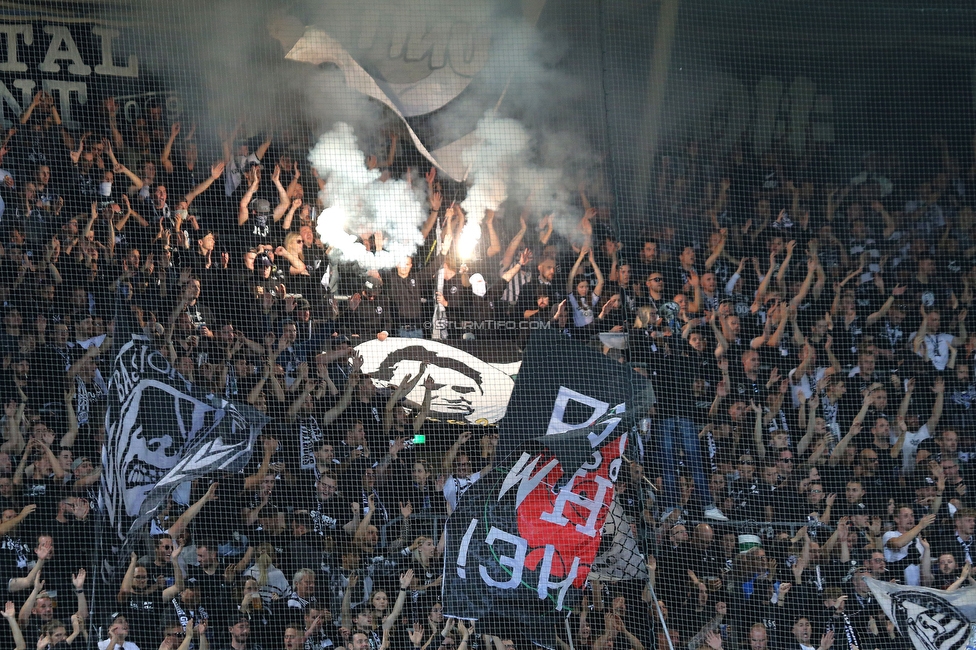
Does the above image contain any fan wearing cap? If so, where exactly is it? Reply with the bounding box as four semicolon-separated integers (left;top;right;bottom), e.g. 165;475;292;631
237;164;287;247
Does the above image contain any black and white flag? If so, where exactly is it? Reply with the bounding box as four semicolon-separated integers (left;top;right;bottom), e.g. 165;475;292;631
497;329;653;461
865;577;976;650
443;413;643;648
273;0;550;180
101;334;268;565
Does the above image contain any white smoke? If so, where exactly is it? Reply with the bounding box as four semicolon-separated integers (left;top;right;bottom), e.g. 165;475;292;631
309;123;427;270
458;112;585;258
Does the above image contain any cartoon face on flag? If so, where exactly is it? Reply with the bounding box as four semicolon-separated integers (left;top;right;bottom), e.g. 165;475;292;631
355;337;519;423
102;335;266;556
442;414;643;648
865;577;976;650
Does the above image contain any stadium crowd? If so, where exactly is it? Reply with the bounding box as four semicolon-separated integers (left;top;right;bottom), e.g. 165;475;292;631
0;87;970;650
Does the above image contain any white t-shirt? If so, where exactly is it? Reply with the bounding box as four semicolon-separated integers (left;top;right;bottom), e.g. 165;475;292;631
910;331;954;371
99;640;140;650
443;472;481;512
894;424;930;473
224;153;262;196
882;531;923;586
789;366;828;407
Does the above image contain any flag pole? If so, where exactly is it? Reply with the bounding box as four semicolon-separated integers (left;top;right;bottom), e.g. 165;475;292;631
647;582;676;650
564;618;575;650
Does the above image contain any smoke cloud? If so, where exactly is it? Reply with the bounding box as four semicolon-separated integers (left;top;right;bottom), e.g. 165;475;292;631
310;123;427;269
119;0;609;259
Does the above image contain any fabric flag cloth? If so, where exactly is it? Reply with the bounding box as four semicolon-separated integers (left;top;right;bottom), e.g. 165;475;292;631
273;1;549;180
354;337;520;425
864;576;976;650
497;328;653;462
101;334;268;572
442;413;645;649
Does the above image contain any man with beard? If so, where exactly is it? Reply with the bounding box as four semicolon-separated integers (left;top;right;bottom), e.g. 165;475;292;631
184;540;232;634
306;474;358;537
789;616;834;650
117;541;184;649
218;615;264;650
517;258;558;314
930;552;971;590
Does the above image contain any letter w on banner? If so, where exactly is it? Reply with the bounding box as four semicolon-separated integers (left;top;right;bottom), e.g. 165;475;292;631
442;413;646;649
864;577;976;650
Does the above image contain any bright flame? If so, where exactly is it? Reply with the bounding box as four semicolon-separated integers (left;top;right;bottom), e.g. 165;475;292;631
457;222;481;260
309;123;426;270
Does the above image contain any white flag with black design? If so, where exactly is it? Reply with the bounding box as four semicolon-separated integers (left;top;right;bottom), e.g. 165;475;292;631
101;334;268;564
865;577;976;650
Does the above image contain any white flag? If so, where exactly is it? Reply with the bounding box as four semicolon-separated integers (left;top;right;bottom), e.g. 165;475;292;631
865;576;976;650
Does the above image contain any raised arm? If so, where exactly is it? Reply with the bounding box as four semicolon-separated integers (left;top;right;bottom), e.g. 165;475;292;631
797;396;820;455
238;172;260;226
886;513;936;549
167;483;217;541
255;131;273;160
116;553;139;602
501;248;530;284
926;377;945;432
442;431;472;473
383;570;414;631
184;161;225;207
106;144;143;192
751;252;777;312
790;258;817;311
484;209;502;258
776;240;797;288
704;229;727;270
500;214;528;270
591;250;604;298
1;602;25;650
160;122;180;174
866;285;907;327
316;366;362;428
829;422;862;467
750;401;766;460
271;165;291;223
567;248;587;294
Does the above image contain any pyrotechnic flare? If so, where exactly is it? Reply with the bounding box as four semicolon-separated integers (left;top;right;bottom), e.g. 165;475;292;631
310;123;427;270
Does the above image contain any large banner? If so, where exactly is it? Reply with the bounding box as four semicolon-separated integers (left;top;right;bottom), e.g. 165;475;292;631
442;413;643;648
0;15;167;130
101;334;267;570
865;577;976;650
275;0;549;180
497;329;652;461
355;337;521;425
